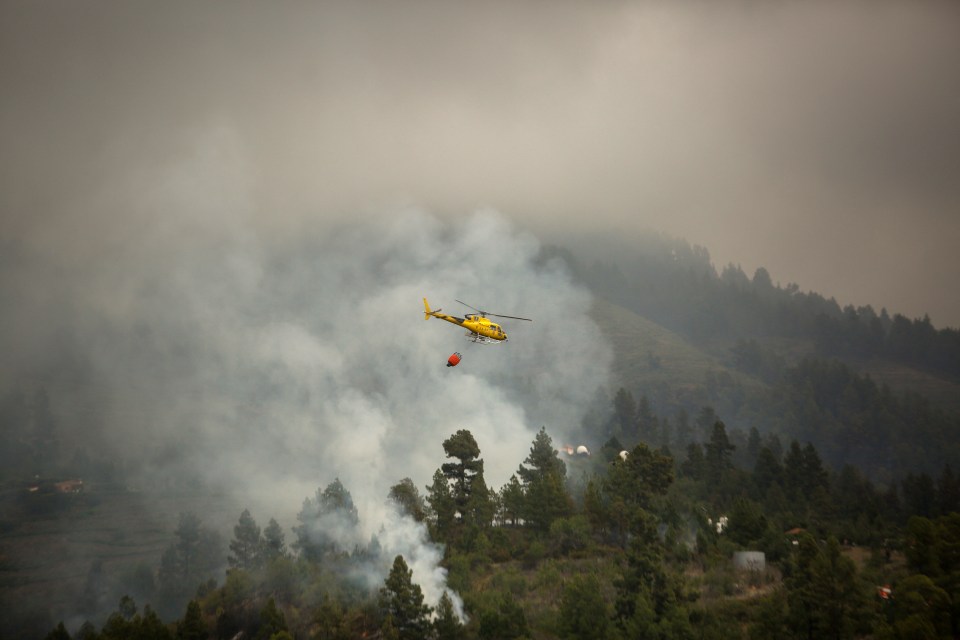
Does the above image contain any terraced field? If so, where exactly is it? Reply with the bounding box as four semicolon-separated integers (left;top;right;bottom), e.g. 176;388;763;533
0;484;242;632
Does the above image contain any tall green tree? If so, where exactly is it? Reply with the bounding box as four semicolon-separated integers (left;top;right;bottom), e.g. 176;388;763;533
174;512;202;581
176;600;206;640
433;429;493;534
388;478;426;522
293;478;359;561
704;420;735;484
313;594;350;640
516;427;572;531
583;477;608;535
141;605;174;640
43;622;70;640
256;598;287;640
602;444;680;631
433;592;464;640
680;443;705;481
380;555;431;640
465;473;496;528
440;430;484;513
606;443;674;512
498;474;524;526
228;509;263;571
784;533;862;640
158;512;222;614
753;446;784;494
785;532;823;640
426;468;456;540
262;518;287;560
809;536;863;639
726;497;768;546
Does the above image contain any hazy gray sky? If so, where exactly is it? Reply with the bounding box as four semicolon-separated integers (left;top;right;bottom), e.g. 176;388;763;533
2;0;959;327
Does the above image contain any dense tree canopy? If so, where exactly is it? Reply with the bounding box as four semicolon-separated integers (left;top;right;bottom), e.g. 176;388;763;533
515;427;571;531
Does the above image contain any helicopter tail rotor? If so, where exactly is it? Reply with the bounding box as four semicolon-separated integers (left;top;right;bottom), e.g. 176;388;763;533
423;298;442;320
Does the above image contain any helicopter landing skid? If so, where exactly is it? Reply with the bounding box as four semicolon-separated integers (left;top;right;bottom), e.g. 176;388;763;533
466;333;503;345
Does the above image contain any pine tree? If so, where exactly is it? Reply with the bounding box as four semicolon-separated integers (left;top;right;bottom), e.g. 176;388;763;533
293;478;359;560
809;537;862;639
426;468;456;540
256;598;287;640
141;605;173;640
498;475;524;526
430;429;493;539
516;427;572;531
466;473;496;528
680;443;705;481
228;509;263;570
119;594;137;620
604;442;673;547
314;594;349;640
174;512;202;581
380;555;431;640
440;430;484;517
583;477;608;534
43;622;70;640
433;592;464;640
262;518;287;559
176;600;206;640
704;421;735;484
753;446;783;493
388;478;426;521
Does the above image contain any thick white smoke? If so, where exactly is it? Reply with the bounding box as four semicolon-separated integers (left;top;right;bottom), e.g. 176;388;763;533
2;129;613;612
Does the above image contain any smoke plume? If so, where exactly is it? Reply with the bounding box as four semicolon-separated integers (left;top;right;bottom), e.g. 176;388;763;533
1;128;612;611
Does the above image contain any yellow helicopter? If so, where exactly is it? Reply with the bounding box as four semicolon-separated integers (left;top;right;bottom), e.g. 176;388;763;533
423;298;532;344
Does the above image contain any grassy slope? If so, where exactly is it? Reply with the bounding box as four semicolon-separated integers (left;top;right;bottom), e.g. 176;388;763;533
591;295;960;416
589;296;768;404
850;357;960;414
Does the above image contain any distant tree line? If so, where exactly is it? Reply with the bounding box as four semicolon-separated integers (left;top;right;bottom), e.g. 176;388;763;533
544;238;960;377
606;351;960;482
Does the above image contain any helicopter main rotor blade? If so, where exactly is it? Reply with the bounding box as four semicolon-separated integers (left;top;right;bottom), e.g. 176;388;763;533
488;313;533;321
455;299;481;313
456;299;532;321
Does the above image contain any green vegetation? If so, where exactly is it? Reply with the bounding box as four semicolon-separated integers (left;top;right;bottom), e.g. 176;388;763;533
27;414;960;639
6;237;960;638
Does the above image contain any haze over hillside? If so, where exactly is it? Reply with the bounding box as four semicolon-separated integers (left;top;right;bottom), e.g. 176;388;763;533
3;0;959;327
3;2;960;637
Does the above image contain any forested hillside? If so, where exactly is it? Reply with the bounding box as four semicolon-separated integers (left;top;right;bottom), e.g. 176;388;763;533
19;423;960;639
544;236;960;379
547;236;960;482
3;232;959;639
